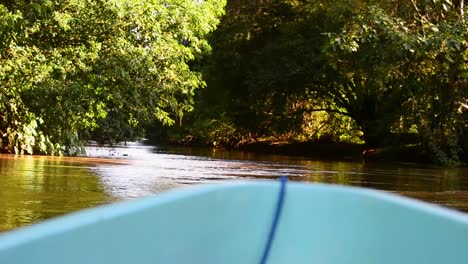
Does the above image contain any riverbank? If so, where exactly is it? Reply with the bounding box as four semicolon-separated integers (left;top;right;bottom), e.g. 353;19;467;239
166;136;434;164
235;141;366;161
0;138;441;165
229;141;433;164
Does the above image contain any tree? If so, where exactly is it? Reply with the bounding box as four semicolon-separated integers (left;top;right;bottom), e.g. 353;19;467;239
200;0;358;140
185;0;467;165
0;0;226;154
326;1;467;164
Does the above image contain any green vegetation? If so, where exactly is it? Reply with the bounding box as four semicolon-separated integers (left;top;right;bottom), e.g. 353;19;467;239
0;0;225;154
176;0;468;166
1;0;467;166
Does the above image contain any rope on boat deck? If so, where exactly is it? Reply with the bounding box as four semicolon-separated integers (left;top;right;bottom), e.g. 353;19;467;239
259;176;288;264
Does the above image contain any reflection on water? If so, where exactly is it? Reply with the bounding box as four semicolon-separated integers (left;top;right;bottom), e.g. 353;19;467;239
1;142;468;232
0;155;115;232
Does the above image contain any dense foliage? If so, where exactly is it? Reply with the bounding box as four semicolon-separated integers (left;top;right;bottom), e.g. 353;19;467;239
0;0;225;154
328;0;468;165
180;0;467;165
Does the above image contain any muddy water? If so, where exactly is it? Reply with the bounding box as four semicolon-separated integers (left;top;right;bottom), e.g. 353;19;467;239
1;142;467;232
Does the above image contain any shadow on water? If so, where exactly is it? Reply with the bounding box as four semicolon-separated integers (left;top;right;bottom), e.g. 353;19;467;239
1;142;468;232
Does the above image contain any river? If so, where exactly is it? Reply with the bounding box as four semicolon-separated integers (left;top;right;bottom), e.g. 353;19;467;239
1;142;468;232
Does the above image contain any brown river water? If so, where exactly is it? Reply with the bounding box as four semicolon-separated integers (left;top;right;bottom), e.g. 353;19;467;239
1;142;468;233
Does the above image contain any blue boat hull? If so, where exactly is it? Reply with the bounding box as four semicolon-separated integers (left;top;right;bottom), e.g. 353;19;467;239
1;181;468;263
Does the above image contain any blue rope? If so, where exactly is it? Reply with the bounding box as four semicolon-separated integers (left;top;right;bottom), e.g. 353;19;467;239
259;176;288;264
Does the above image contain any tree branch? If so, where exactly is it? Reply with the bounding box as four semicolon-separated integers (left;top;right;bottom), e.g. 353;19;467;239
410;0;421;15
410;0;430;35
461;0;465;22
460;101;468;110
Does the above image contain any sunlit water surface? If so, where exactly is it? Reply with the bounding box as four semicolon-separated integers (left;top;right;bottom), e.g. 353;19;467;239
1;142;468;232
